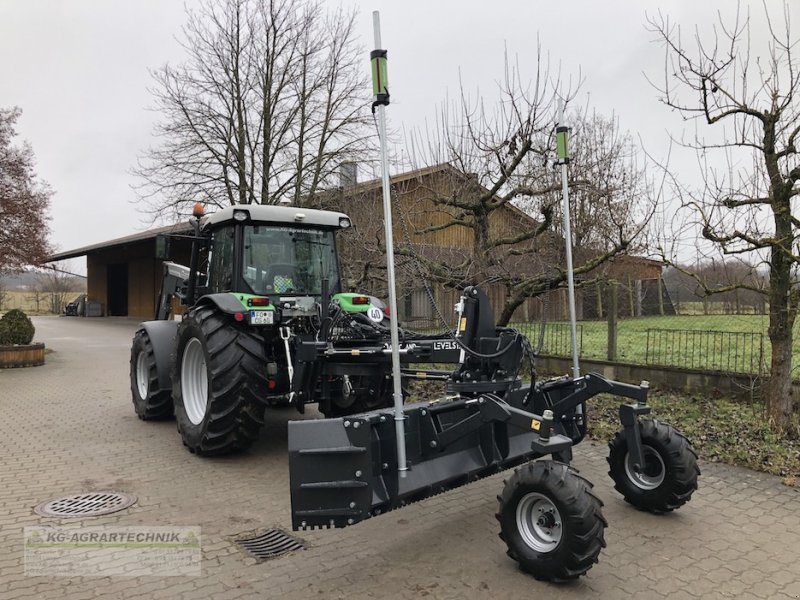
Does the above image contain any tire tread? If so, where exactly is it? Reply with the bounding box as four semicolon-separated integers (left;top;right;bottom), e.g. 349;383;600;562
496;460;606;582
173;306;268;456
607;419;700;513
130;330;173;421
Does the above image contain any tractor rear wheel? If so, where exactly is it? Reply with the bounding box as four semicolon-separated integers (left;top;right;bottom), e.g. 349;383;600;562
607;419;699;513
172;306;268;456
496;460;606;582
130;329;173;420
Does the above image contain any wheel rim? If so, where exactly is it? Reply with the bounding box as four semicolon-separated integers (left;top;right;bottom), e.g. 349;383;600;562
515;492;562;552
625;445;666;490
135;351;149;399
181;338;208;425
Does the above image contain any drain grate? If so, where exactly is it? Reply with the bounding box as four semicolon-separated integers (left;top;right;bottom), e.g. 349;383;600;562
235;528;305;560
35;492;137;517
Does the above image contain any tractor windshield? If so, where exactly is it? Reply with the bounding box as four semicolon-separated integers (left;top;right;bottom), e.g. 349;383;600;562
241;225;340;296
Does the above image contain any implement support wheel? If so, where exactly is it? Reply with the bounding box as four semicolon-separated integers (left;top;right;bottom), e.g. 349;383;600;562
496;460;607;582
607;419;700;513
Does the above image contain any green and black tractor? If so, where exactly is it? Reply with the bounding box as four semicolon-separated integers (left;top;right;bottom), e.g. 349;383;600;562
130;204;404;455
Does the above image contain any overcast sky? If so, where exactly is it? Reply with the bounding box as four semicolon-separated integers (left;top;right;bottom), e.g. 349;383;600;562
1;0;796;272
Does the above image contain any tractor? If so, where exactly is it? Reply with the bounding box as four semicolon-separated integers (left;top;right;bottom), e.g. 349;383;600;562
130;203;402;455
130;203;699;581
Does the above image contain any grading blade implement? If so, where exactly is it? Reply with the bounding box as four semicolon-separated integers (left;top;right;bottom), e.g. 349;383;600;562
286;285;699;581
289;390;571;530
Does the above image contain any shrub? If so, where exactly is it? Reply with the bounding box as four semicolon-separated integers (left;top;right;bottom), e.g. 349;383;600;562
0;309;35;345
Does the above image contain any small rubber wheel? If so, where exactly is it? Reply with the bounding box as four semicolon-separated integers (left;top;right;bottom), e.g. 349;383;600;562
130;329;173;420
496;460;607;582
607;419;699;513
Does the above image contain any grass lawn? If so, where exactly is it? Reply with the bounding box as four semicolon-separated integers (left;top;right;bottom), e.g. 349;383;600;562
513;313;798;374
587;388;800;486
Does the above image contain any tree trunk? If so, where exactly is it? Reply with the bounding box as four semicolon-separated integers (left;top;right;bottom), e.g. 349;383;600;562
765;191;797;433
498;290;527;326
766;300;794;433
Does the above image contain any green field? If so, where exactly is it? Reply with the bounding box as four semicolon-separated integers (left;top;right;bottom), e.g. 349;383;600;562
0;291;84;315
514;314;787;374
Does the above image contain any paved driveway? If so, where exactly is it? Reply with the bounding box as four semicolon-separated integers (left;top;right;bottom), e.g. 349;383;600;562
0;316;798;599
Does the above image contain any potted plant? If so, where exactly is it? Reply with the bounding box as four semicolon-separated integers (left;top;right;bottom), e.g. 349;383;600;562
0;309;45;368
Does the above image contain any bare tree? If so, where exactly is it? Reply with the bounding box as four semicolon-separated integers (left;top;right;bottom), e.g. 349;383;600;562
0;107;51;274
135;0;370;217
648;3;800;432
37;267;81;314
546;109;650;254
663;261;767;314
394;57;652;325
25;285;44;314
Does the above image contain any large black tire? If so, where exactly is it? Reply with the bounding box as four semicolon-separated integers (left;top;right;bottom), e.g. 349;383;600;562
607;419;699;513
496;460;607;582
172;306;268;456
130;330;173;420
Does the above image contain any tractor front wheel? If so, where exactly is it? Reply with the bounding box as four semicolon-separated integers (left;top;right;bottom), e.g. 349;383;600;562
130;330;173;420
607;419;699;513
496;460;607;582
172;306;268;456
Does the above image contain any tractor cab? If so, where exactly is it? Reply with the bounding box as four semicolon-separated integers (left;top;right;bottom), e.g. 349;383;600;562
198;205;349;301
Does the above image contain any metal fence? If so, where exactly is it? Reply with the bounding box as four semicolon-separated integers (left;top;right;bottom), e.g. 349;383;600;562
402;310;767;377
515;322;583;358
644;328;765;375
399;317;583;358
512;321;765;376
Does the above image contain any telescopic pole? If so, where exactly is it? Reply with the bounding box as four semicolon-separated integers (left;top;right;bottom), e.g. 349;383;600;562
556;102;581;380
371;11;407;476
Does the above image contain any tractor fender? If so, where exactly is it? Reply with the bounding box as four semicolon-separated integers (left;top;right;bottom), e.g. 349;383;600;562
139;320;180;391
195;293;248;315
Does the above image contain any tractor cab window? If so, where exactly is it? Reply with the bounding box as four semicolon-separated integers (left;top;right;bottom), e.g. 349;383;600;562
242;225;340;296
207;226;235;292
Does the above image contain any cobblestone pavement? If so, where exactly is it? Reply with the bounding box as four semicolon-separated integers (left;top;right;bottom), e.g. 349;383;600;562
0;316;799;599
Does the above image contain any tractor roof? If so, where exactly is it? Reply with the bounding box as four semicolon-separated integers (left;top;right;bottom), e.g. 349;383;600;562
200;205;350;230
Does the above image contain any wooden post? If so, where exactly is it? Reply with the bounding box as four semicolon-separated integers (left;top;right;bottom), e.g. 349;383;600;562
635;279;643;317
627;276;635;317
596;281;604;319
657;277;664;315
607;281;618;362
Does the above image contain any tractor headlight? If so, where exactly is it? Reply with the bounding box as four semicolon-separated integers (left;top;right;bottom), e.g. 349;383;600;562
233;209;248;222
339;217;351;228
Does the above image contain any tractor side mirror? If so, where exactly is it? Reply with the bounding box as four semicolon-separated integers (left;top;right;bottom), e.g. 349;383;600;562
155;234;172;260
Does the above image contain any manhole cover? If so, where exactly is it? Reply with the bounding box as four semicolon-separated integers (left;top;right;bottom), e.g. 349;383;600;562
235;528;305;560
34;492;137;517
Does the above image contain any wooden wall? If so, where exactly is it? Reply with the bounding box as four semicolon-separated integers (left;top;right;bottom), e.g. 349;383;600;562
325;167;663;325
85;240;192;320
